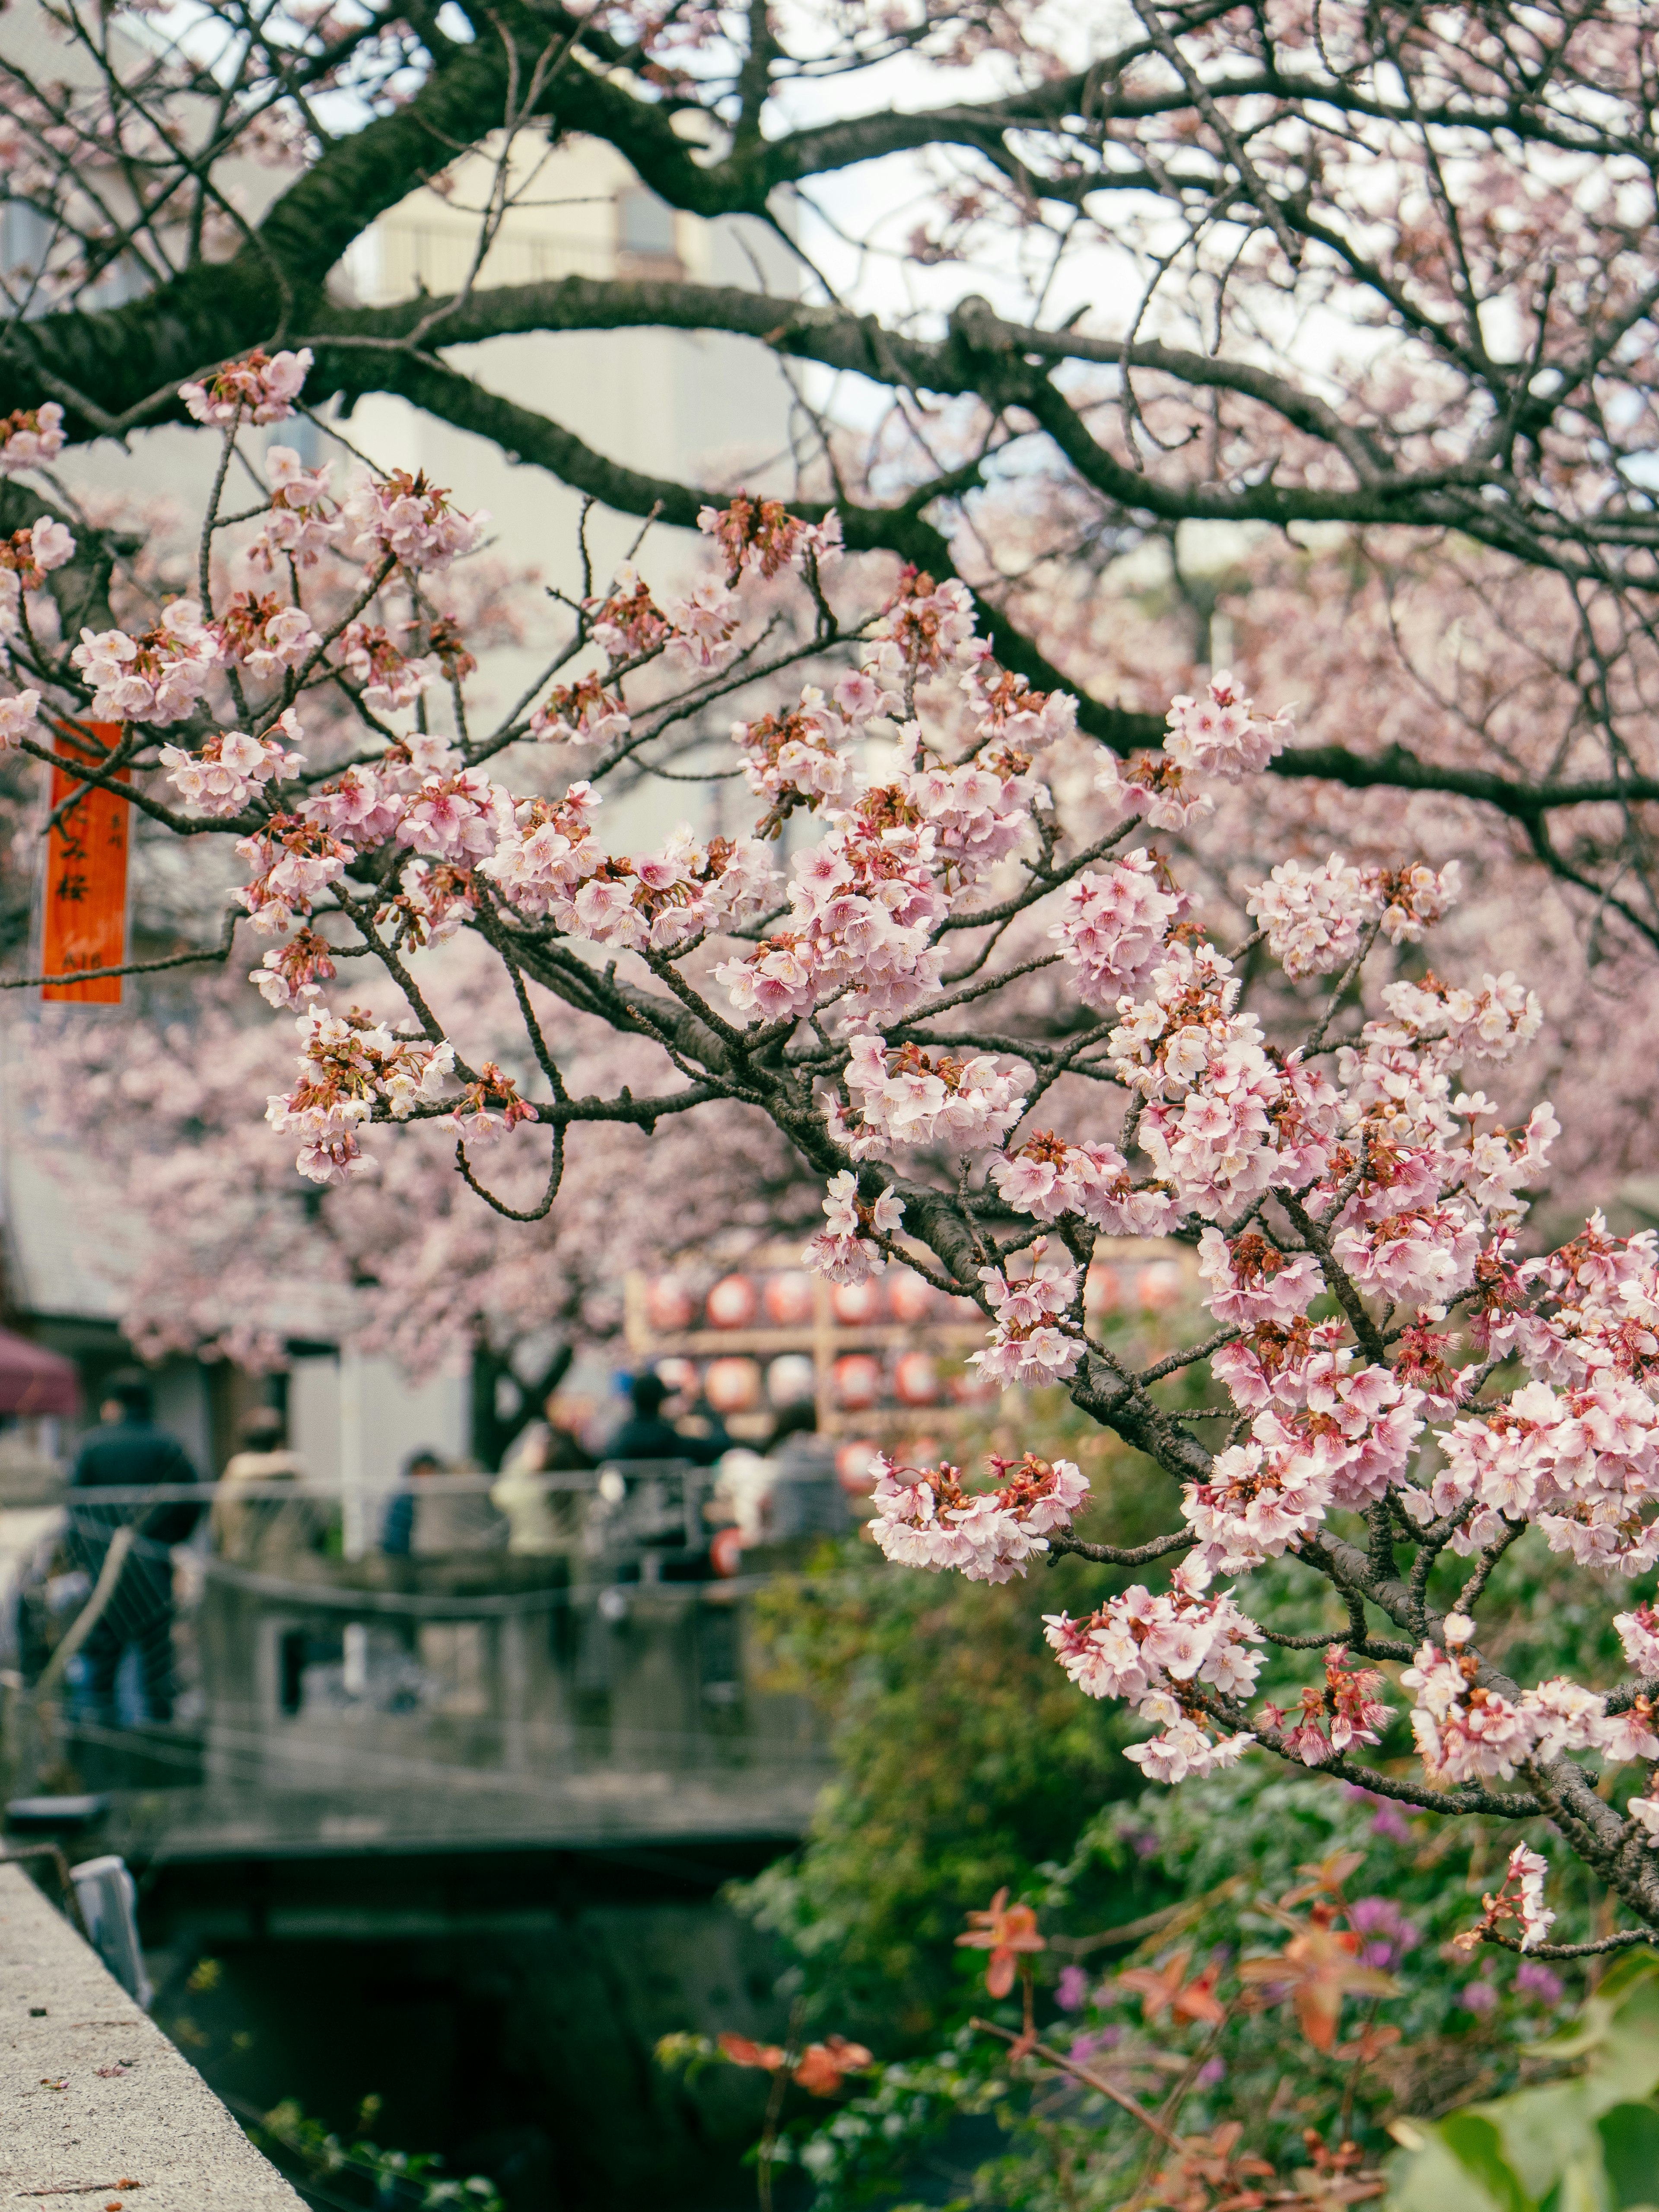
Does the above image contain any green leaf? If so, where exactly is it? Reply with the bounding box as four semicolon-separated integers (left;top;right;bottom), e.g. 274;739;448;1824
1441;2114;1537;2212
1387;1957;1659;2212
1597;2101;1659;2210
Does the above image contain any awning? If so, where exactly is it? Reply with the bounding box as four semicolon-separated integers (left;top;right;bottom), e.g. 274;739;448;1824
0;1328;79;1416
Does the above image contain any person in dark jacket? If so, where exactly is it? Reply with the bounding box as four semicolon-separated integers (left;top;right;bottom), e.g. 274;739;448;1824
67;1371;202;1725
604;1372;729;1465
381;1447;444;1555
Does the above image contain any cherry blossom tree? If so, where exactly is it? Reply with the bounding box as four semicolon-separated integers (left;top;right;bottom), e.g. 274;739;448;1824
26;952;815;1437
6;0;1659;930
3;326;1659;1952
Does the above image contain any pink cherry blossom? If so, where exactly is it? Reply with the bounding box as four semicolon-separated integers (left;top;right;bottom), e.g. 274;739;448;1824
0;402;65;474
180;346;313;426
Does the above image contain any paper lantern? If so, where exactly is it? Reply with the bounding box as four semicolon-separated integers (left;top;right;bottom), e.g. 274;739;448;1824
887;1268;935;1325
830;1278;883;1325
1138;1259;1185;1311
646;1275;696;1332
767;1353;817;1407
893;1351;940;1405
833;1354;882;1409
705;1357;762;1412
763;1271;815;1325
950;1366;1001;1406
707;1274;759;1328
834;1440;880;1495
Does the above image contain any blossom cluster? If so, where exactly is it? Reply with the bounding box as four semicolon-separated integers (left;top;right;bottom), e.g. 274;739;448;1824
1401;1615;1659;1784
0;401;66;475
1245;854;1459;978
1455;1844;1557;1953
970;1241;1083;1387
698;495;841;582
253;445;340;568
870;1451;1089;1583
339;468;485;573
530;674;629;747
1049;850;1186;1009
1092;671;1294;831
716;791;948;1027
266;1006;458;1182
1261;1646;1390;1767
181;346;313;426
71;600;220;724
801;1170;905;1284
837;1035;1028;1158
1044;1561;1261;1781
161;709;305;816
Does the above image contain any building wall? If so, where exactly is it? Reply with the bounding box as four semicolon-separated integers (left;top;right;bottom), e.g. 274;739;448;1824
288;1348;470;1552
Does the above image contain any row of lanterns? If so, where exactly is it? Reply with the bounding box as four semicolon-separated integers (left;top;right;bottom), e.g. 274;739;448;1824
648;1255;1189;1339
656;1348;993;1415
646;1266;968;1334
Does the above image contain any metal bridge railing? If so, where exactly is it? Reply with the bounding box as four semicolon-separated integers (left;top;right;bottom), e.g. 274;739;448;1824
0;1463;834;1824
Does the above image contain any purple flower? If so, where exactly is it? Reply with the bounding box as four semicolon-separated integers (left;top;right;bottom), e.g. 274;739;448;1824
1343;1785;1412;1842
1056;1965;1091;2012
1459;1980;1499;2015
1196;2058;1226;2088
1348;1896;1420;1968
1514;1961;1564;2008
1068;2027;1122;2066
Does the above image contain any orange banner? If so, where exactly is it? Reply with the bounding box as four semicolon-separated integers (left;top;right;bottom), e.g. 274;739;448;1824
42;722;129;1004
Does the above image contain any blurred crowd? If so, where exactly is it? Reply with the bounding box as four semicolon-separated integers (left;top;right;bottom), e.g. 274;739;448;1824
60;1363;848;1726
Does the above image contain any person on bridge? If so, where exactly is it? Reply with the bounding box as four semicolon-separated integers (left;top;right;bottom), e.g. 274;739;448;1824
67;1371;203;1726
212;1407;330;1569
604;1372;729;1465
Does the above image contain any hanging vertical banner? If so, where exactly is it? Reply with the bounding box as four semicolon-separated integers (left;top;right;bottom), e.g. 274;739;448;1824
41;722;129;1004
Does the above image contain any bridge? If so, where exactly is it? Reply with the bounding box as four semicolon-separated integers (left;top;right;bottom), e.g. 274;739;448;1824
2;1459;834;1862
0;1461;836;2210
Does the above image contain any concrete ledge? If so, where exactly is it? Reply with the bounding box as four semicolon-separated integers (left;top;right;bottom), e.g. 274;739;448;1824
0;1862;305;2209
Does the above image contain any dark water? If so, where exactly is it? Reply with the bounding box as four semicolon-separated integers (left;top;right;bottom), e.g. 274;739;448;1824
137;1839;794;2212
